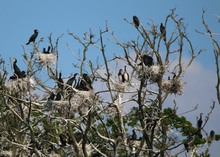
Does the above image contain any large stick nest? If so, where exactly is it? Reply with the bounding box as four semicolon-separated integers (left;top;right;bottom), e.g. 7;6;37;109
44;90;101;117
136;65;165;83
162;79;184;95
5;77;35;93
37;52;56;66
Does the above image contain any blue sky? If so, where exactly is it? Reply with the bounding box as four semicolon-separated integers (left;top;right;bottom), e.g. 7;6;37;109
0;0;220;156
0;0;219;72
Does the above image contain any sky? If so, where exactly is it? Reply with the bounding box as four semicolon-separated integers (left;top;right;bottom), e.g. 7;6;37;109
0;0;220;156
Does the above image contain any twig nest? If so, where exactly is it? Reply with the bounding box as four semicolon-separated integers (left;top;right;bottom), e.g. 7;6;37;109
5;77;35;93
110;78;128;92
136;65;164;83
162;79;184;95
70;90;100;116
37;52;56;65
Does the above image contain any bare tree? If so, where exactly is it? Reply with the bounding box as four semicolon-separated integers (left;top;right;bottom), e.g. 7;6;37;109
196;10;220;104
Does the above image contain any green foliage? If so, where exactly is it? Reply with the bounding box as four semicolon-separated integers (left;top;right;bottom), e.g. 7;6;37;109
163;107;196;136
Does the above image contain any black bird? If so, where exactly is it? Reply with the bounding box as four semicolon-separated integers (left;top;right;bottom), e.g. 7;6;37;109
197;132;203;139
133;16;140;28
48;92;55;100
77;73;93;91
44;92;55;110
42;46;51;54
184;142;189;152
13;58;21;78
143;55;154;67
47;46;51;53
210;130;215;140
12;58;26;78
172;72;176;79
123;66;129;82
42;48;47;54
66;73;78;87
118;69;124;82
160;23;166;41
59;134;67;147
82;73;92;84
197;113;203;131
138;55;154;67
26;29;39;45
57;72;64;90
81;73;93;90
55;92;62;101
20;71;26;78
131;129;137;140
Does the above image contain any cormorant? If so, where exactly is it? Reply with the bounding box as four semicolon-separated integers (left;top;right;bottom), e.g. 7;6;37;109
47;46;51;54
12;58;26;79
44;92;55;110
59;134;67;147
26;29;39;45
48;92;55;100
57;72;64;90
131;129;137;140
118;69;124;82
160;23;166;41
123;66;129;82
20;71;26;78
82;73;93;90
42;48;47;54
138;55;154;67
184;142;189;152
55;92;62;101
42;46;51;54
82;73;92;84
66;73;78;87
133;16;140;28
143;55;154;67
13;58;21;78
197;113;203;131
210;130;215;140
172;72;176;79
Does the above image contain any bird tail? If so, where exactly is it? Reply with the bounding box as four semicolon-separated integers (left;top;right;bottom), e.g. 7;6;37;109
26;42;30;45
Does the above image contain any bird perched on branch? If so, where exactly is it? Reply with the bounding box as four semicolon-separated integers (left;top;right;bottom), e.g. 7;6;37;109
138;55;154;67
197;113;203;132
59;134;67;147
160;23;166;41
133;16;140;28
118;69;124;82
123;66;129;82
66;73;78;87
132;129;137;140
55;92;62;101
13;58;21;78
210;130;215;140
42;46;51;54
82;73;93;90
47;46;51;53
57;72;64;90
10;58;26;79
26;29;39;45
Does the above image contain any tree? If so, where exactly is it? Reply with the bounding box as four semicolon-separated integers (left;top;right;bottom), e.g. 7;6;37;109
0;9;219;157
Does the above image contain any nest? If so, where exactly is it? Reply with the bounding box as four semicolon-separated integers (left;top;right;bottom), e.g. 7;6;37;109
110;78;128;92
70;90;100;116
5;78;35;93
37;52;56;66
136;65;164;83
45;90;100;117
162;79;184;95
